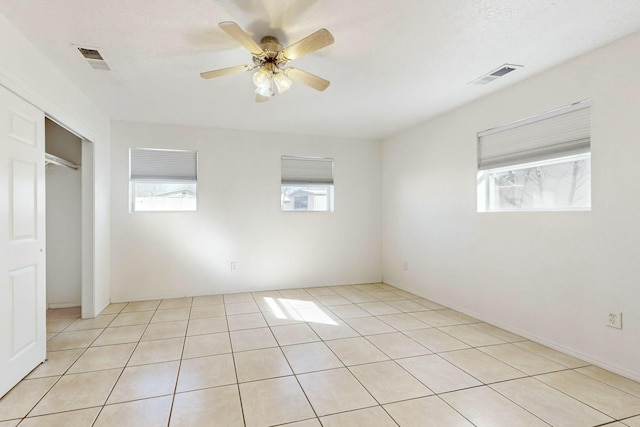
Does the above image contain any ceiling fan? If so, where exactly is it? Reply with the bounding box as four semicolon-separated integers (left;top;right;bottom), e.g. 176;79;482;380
200;21;334;102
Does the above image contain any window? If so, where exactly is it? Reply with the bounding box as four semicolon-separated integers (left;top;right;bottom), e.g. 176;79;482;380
281;155;334;212
294;195;309;210
477;101;591;212
129;148;198;212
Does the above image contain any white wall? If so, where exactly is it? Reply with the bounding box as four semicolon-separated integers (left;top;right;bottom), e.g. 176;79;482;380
46;165;81;307
110;121;382;301
382;31;640;380
0;13;111;317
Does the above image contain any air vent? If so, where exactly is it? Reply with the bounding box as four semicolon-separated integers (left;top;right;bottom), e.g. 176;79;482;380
77;46;110;70
469;63;522;85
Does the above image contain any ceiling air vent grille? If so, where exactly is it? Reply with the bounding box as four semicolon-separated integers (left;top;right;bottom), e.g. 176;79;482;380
469;63;522;85
77;47;110;70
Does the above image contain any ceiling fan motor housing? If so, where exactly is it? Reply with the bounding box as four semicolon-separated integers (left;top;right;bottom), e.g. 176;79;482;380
259;36;282;53
253;36;288;69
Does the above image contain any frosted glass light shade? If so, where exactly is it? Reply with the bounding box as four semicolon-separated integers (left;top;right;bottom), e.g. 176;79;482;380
252;68;272;88
274;72;292;93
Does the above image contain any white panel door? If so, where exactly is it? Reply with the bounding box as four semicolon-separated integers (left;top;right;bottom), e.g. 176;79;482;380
0;86;46;398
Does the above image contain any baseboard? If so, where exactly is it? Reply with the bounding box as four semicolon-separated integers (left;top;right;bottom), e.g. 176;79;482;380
108;280;386;305
47;302;81;309
386;281;640;383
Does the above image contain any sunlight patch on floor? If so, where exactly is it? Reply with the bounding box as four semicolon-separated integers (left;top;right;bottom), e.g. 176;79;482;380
263;297;337;325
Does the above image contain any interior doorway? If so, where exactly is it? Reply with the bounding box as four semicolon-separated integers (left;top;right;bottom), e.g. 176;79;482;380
45;118;81;310
44;118;94;319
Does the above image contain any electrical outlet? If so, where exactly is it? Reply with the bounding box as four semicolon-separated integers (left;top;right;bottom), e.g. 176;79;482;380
606;311;622;329
402;261;408;271
230;262;238;272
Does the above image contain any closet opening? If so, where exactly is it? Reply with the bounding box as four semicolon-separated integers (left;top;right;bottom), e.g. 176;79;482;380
44;117;94;320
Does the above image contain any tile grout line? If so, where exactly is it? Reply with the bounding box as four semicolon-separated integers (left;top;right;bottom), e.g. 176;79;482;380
297;289;608;426
20;308;114;423
293;286;398;424
260;289;327;424
223;296;248;427
166;297;194;427
89;302;154;426
10;285;640;426
525;371;636;422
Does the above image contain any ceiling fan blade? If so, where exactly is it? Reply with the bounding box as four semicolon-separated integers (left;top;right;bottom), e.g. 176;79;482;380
286;68;330;91
219;21;264;56
200;65;251;79
280;29;334;61
255;94;269;103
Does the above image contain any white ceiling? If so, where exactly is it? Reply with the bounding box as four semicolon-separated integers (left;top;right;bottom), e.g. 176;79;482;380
2;0;640;139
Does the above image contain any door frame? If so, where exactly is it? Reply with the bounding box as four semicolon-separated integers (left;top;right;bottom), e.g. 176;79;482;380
80;139;94;319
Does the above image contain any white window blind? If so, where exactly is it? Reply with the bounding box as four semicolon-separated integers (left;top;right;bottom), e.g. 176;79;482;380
281;155;334;185
478;100;591;170
130;148;197;181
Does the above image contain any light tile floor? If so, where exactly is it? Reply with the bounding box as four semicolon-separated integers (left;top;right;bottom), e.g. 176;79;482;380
1;283;640;426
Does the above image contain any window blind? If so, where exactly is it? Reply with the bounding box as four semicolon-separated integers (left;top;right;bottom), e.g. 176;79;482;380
130;148;197;181
478;101;591;170
281;155;334;185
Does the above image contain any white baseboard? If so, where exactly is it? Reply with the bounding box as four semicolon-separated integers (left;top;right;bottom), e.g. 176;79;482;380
47;302;81;309
386;281;640;383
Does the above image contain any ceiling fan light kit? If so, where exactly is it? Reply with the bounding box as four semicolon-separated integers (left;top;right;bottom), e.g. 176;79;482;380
200;21;334;102
251;60;292;97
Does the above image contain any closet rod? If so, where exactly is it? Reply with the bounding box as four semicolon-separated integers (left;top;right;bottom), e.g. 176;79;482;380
45;153;79;170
